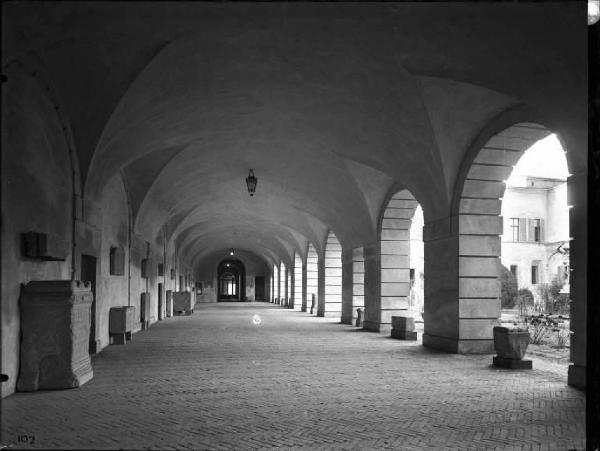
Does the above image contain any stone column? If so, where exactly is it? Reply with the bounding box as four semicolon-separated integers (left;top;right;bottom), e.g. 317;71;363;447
277;265;281;304
322;240;342;319
341;249;354;324
421;218;459;351
567;170;586;389
422;215;500;354
352;247;365;325
301;259;308;312
317;255;325;316
284;267;289;308
289;264;295;309
362;243;379;331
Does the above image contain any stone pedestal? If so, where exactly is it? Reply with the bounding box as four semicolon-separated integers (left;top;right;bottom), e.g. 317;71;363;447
391;316;417;340
140;292;150;330
109;306;135;344
355;308;363;327
492;326;532;369
166;290;173;317
17;280;94;391
173;292;193;315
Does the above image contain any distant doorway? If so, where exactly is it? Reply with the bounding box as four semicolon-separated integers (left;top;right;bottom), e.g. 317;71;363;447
217;259;246;301
158;283;164;320
81;254;97;354
255;276;265;301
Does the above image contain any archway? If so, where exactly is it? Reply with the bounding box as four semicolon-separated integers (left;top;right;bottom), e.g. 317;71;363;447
306;243;319;313
366;189;422;333
217;259;246;301
319;231;342;319
453;122;567;353
294;252;303;310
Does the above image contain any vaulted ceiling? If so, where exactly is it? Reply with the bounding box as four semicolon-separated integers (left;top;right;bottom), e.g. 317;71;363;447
2;2;587;270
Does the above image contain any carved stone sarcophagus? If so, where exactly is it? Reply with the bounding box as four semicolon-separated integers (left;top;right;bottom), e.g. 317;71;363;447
17;280;94;391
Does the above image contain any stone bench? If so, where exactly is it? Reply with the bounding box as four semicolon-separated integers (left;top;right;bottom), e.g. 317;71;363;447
390;316;417;340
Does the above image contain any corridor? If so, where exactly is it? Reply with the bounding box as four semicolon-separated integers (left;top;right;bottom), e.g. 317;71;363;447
1;303;585;451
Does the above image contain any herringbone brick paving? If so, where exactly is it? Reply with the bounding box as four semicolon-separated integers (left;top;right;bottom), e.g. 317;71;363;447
0;303;585;450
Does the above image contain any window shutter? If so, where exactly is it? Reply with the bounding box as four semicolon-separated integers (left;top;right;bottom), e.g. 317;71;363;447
528;219;535;242
519;218;527;242
540;219;545;242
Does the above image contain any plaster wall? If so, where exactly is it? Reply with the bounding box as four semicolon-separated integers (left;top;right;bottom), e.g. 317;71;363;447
1;67;73;397
546;183;569;242
96;174;130;349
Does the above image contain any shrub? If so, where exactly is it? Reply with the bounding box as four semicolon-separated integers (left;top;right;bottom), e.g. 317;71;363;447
555;329;570;348
499;265;518;309
516;288;534;315
528;323;549;344
538;276;570;315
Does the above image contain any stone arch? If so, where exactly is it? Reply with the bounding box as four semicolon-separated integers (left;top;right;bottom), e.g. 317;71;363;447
306;243;319;313
365;189;421;333
279;261;286;306
319;231;342;319
272;263;279;303
454;122;556;352
294;252;303;311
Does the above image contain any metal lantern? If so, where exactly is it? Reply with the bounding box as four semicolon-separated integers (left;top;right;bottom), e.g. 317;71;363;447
246;169;257;196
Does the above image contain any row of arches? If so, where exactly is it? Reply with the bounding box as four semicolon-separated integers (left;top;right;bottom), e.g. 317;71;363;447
262;121;579;386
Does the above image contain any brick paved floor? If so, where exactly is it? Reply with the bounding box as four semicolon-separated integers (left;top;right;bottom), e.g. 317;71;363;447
1;302;585;450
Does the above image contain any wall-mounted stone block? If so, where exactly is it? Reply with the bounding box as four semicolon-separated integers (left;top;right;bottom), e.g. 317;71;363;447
109;247;125;275
140;292;151;329
141;259;151;279
173;292;193;315
166;290;173;317
17;280;93;391
21;232;66;260
109;306;135;344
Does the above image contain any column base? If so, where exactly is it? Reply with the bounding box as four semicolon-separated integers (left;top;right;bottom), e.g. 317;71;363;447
362;321;391;334
493;356;532;369
391;329;417;340
423;334;494;354
317;311;341;319
568;364;586;390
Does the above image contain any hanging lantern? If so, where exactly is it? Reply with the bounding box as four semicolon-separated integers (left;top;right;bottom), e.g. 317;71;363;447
246;169;257;196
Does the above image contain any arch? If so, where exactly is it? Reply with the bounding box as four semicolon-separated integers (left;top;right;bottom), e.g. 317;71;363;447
319;231;342;319
294;252;303;311
217;259;246;301
272;264;279;303
279;261;287;307
365;189;422;333
454;122;559;352
287;261;292;308
306;243;319;313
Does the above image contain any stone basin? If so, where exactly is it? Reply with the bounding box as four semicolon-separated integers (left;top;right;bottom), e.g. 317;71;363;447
493;326;530;360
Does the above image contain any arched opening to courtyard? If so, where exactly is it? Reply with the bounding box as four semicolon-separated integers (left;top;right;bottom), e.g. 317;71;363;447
364;189;424;333
306;243;319;314
293;252;303;310
319;231;342;319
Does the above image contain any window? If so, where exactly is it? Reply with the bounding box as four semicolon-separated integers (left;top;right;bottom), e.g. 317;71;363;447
510;218;520;242
533;219;541;242
510;265;518;281
531;265;539;284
